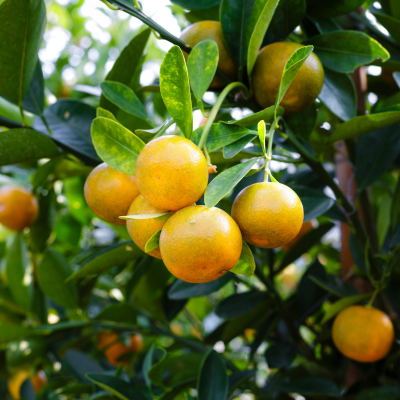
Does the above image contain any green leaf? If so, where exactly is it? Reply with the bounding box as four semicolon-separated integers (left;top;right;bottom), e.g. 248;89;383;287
246;0;281;79
371;7;400;44
119;212;170;221
318;68;356;121
304;31;390;74
354;386;400;400
321;293;372;324
223;134;256;159
198;350;228;400
205;157;262;208
229;241;256;277
285;104;316;141
160;46;193;139
0;323;35;344
170;0;221;9
23;60;45;115
0;96;34;125
86;373;148;400
226;105;284;126
100;81;149;122
97;107;117;121
257;120;267;155
280;376;341;397
91;117;145;175
145;229;162;253
94;304;137;325
188;40;219;101
265;342;297;368
0;0;46;105
328;110;400;143
0;128;60;167
67;241;143;281
307;0;365;18
37;247;78;309
5;234;33;313
228;370;256;392
215;289;265;318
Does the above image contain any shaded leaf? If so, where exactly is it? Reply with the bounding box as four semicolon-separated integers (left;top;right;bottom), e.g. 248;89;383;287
265;342;297;368
354;385;400;400
228;370;256;392
95;304;137;325
0;323;35;344
285;103;317;140
371;7;400;44
215;290;265;318
279;376;341;397
223;134;256;158
23;60;45;115
170;0;221;9
230;241;256;277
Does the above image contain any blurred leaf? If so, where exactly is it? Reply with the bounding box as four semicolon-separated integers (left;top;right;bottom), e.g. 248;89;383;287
329;110;400;143
67;241;143;281
91;117;145;175
226;105;284;126
318;68;356;121
120;212;170;221
230;241;256;277
304;31;390;74
6;337;47;368
170;0;221;9
160;46;193;139
198;350;228;400
94;304;137;325
285;103;317;140
371;7;400;44
168;274;232;300
265;342;297;368
377;192;392;250
228;370;256;392
205;157;262;208
394;72;400;88
35;320;88;332
22;60;44;115
0;0;46;104
97;107;117;121
308;275;351;297
223;134;256;158
306;0;364;18
31;157;63;191
5;234;33;313
0;128;60;167
145;229;162;253
33;99;100;165
143;344;166;392
0;323;35;344
215;290;265;318
354;385;400;400
188;40;219;101
321;293;372;324
37;247;78;309
279;376;341;397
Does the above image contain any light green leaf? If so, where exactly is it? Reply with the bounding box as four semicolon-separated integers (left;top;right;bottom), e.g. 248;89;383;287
230;241;256;276
145;229;162;253
258;120;266;155
119;212;171;221
226;105;284;126
160;46;193;139
97;107;117;121
223;134;257;159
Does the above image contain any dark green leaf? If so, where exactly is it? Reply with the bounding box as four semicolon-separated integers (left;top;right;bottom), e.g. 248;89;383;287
370;7;400;44
318;68;356;121
91;117;145;175
308;275;349;297
285;103;317;140
223;134;256;158
160;46;193;139
354;385;400;400
23;60;44;115
0;128;60;167
170;0;221;9
145;229;162;253
279;376;341;397
37;247;78;309
265;342;297;368
0;0;46;104
304;31;390;74
306;0;364;18
205;157;262;208
95;304;137;325
198;350;228;400
229;241;256;276
215;290;265;318
228;370;256;392
226;105;284;126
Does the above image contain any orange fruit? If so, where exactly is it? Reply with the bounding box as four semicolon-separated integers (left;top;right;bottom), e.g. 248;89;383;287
8;369;30;399
160;205;242;283
281;221;313;252
135;136;208;211
180;21;237;89
332;305;394;363
30;370;47;393
126;194;168;259
231;182;303;248
84;163;140;226
128;334;143;353
252;42;324;114
0;186;38;231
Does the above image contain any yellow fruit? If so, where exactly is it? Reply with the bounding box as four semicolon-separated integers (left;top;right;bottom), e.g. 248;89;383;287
180;21;237;89
252;42;324;114
231;182;303;248
126;195;168;259
30;370;47;393
84;163;140;226
281;221;313;252
135;136;208;211
332;305;394;363
160;205;242;283
0;186;38;231
8;369;30;399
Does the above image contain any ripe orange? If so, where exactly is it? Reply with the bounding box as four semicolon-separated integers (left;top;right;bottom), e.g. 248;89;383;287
252;42;324;114
0;186;38;231
180;21;238;89
126;194;168;259
281;221;313;252
30;370;47;393
135;136;208;211
84;163;140;226
160;205;242;283
231;182;303;248
8;369;30;399
332;305;394;363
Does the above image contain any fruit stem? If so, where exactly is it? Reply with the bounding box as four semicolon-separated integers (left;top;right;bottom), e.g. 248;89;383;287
198;81;249;151
154;119;175;138
367;289;379;308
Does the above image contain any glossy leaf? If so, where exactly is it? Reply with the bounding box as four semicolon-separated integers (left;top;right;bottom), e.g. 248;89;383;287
160;46;193;139
226;105;284;126
205;157;262;208
120;212;170;221
37;247;78;309
318;68;356;121
188;40;219;101
145;229;162;253
215;290;265;318
168;274;232;300
67;241;143;281
23;60;45;115
95;304;137;325
265;342;297;368
329;110;400;143
230;241;256;276
307;0;365;18
170;0;221;9
97;107;117;121
280;376;341;397
0;128;60;167
0;0;46;105
285;104;317;140
223;134;257;158
198;350;228;400
91;117;145;175
304;31;390;74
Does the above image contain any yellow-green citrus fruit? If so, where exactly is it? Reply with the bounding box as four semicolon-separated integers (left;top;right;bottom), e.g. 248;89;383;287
231;182;303;248
252;42;324;114
180;21;237;89
160;205;242;283
84;163;140;226
126;194;168;259
135;136;208;211
0;186;38;231
332;305;394;363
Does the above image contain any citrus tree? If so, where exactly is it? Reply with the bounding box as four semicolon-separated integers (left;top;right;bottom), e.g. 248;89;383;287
1;0;400;399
